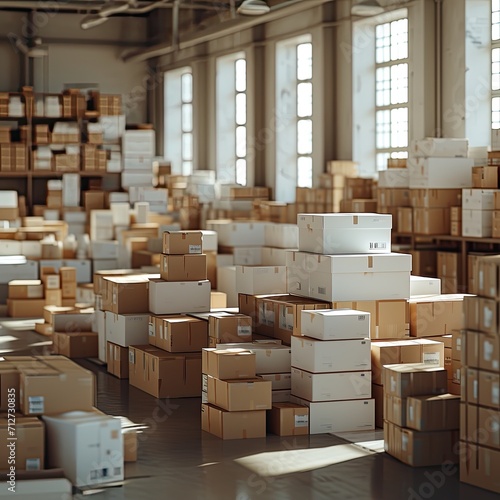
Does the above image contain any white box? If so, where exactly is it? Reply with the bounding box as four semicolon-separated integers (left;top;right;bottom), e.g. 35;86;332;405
410;275;441;296
201;230;218;252
410;138;468;158
121;172;154;190
20;241;42;259
462;189;496;210
291;368;372;401
43;411;123;488
297;213;392;255
122;130;155;156
62;174;80;208
53;312;94;333
291;336;371;373
99;115;126;142
217;254;234;267
0;478;72;499
300;309;370;340
236;266;287;295
188;183;216;203
97;309;106;363
216;342;291;373
287;251;412;301
378;169;410;188
0;258;38;283
233;247;263;266
105;313;149;347
63;211;87;224
210;221;267;247
91;241;119;260
408;157;474;189
0;191;18;207
261;247;291;266
123;156;153;171
216;266;237;308
272;390;291;403
148;279;211;315
260;373;292;390
462;209;493;238
90;210;113;242
290;396;375;434
0;240;22;256
110;202;130;227
264;224;299;249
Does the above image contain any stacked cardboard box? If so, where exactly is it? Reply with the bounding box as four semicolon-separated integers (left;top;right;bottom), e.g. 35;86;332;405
383;363;459;466
201;348;271;439
208;312;252;347
262;223;298;266
437;251;461;293
450;206;462;236
462;188;495;238
121;129;155;190
0;144;27;172
460;260;500;492
290;309;373;434
378;188;410;234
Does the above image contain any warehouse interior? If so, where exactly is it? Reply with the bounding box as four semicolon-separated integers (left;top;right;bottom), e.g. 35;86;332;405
0;0;499;498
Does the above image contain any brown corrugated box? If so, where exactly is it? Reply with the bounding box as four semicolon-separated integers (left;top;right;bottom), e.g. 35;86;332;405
384;393;407;427
157;315;208;352
160;253;207;281
406;394;460;431
106;342;129;379
7;299;46;318
102;275;151;314
8;280;43;299
209;313;252;344
267;402;309;436
52;332;98;359
162;231;202;255
460;442;500;494
202;348;256;380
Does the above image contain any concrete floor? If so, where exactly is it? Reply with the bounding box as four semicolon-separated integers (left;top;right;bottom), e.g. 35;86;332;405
1;319;498;500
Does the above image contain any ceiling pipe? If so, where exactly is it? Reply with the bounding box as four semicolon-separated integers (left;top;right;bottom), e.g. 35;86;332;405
122;0;333;63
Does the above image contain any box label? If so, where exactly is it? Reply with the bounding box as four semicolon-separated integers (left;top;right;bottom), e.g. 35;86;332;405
279;306;294;331
369;242;387;250
27;287;41;299
402;434;408;451
484;306;493;328
28;396;44;414
148;323;154;337
423;352;440;365
189;244;201;254
129;350;136;364
201;391;208;404
25;458;40;471
238;325;252;337
259;304;274;326
202;374;208;392
295;415;309;428
408;406;414;423
391;376;396;394
484;341;494;361
493;385;499;405
474;380;478;399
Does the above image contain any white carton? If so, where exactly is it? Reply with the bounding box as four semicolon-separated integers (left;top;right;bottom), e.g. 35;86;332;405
123;156;153;171
261;247;292;266
216;266;237;308
105;313;149;347
291;368;372;401
287;251;411;301
20;241;42;259
0;258;38;283
217;254;235;267
90;241;119;260
0;191;18;207
300;309;370;340
0;478;72;499
90;210;114;242
110;203;130;226
260;373;292;390
408;157;474;188
122;130;155;156
62;173;80;208
43;411;123;488
210;221;267;247
378;169;409;188
291;336;371;373
148;279;211;315
462;189;496;210
201;230;218;252
297;213;392;255
233;247;263;266
410;275;441;296
236;266;287;295
290;396;375;434
0;240;22;256
264;223;299;249
410;138;468;158
121;172;154;190
462;209;493;238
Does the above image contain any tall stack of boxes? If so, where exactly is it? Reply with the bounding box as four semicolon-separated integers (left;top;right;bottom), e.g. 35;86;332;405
460;256;500;494
437;251;461;294
383;363;459;466
201;348;272;439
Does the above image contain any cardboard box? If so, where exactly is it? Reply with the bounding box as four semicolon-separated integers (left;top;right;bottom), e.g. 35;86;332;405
300;309;370;340
201;403;266;440
331;299;409;340
162;231;202;255
413;207;450;234
383;363;448;398
460;442;500;494
462;209;493;237
410;275;441;296
8;280;44;299
267;403;309;436
290;396;375;434
384;420;459;466
202;348;256;380
210;291;226;309
0;415;44;470
479;332;500;372
43;411;123;488
129;346;201;398
384;393;407;427
105;313;149;347
287;251;411;302
291;336;370;373
291;368;371;401
209;313;252;343
479;370;500;409
157;315;208;352
160;254;207;282
260;373;292;390
371;339;444;384
409;189;462;208
102;275;152;314
409;295;466;337
209;221;266;247
437;251;459;279
408;157;474;189
236;266;287;295
3;355;95;415
464;368;479;405
148;279;211;315
297;213;392;255
264;223;299;249
462;188;496;210
52;332;98;359
410;138;468;158
406;393;460;431
7;298;46;318
45;289;62;307
106;342;129;379
206;376;272;411
52;310;94;333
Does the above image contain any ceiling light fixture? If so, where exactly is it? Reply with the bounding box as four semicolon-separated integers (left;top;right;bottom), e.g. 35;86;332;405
81;14;109;30
351;0;384;16
237;0;270;16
